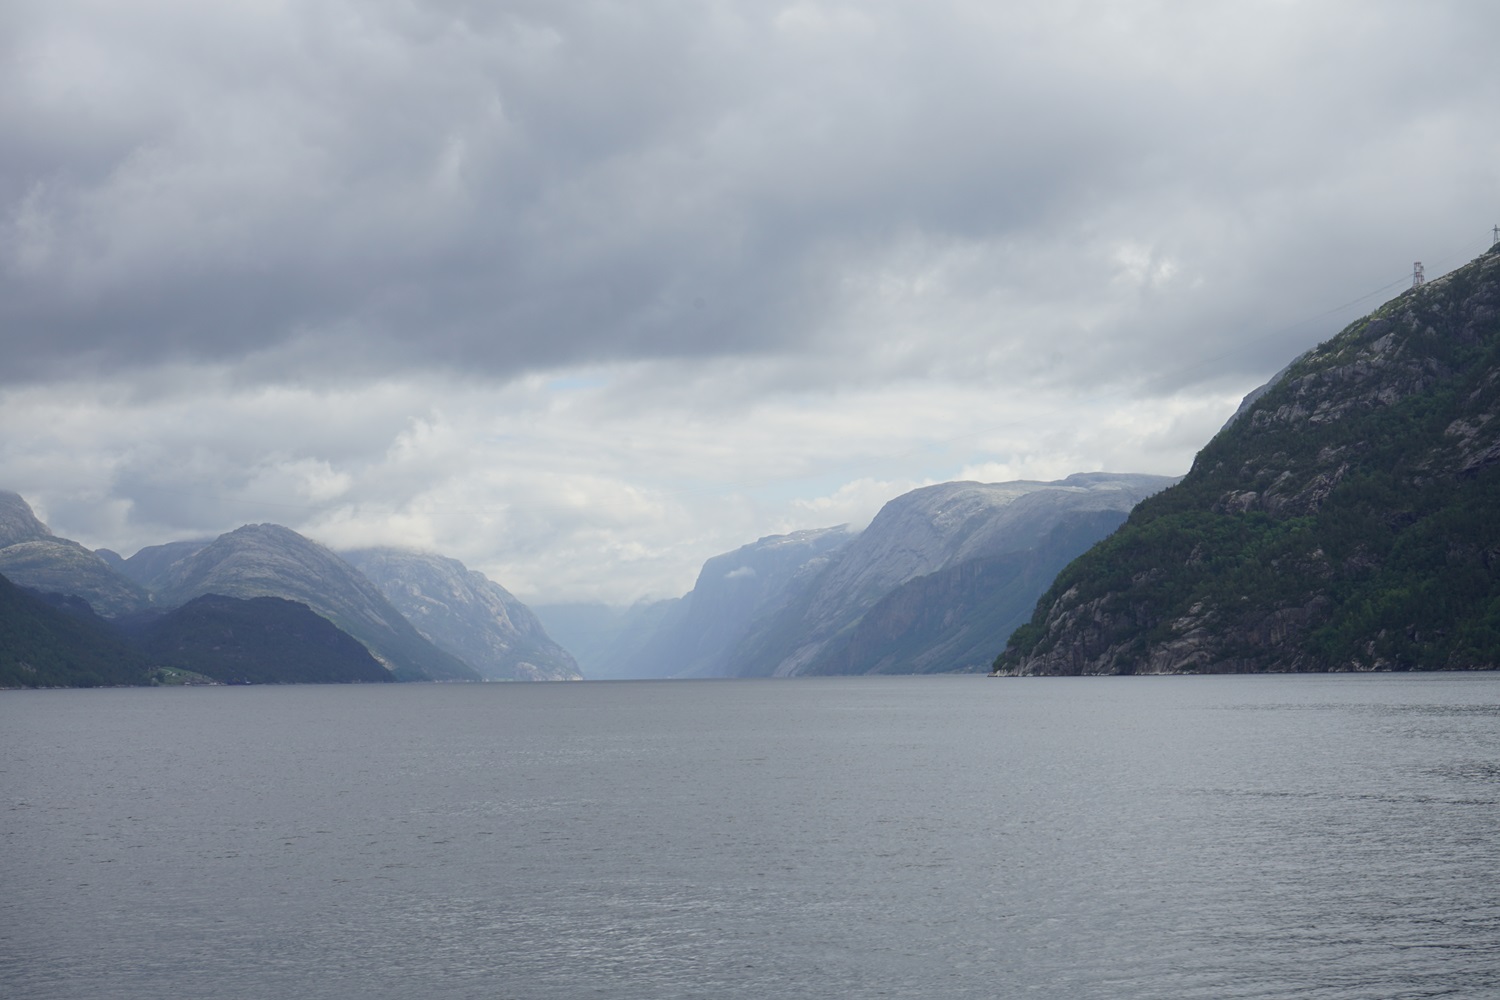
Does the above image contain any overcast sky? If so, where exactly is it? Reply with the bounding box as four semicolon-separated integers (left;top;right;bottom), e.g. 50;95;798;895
4;0;1498;605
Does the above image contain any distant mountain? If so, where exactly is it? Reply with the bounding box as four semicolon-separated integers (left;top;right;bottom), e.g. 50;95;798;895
727;473;1176;677
579;526;856;679
132;594;394;685
532;598;684;680
996;244;1500;675
0;572;154;687
110;539;212;589
0;491;151;616
808;509;1135;674
568;475;1172;679
341;548;581;681
149;524;480;681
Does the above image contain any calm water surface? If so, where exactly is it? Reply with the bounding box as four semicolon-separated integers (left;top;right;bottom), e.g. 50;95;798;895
2;673;1498;999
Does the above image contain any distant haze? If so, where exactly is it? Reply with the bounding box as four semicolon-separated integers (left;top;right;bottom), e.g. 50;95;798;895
4;1;1498;604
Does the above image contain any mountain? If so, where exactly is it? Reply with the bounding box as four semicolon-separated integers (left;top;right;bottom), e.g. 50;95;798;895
585;527;857;679
727;473;1175;677
110;539;212;589
149;523;480;681
132;594;394;685
0;491;50;548
0;491;151;616
995;244;1500;675
808;509;1135;674
341;548;581;681
0;572;155;687
532;598;685;680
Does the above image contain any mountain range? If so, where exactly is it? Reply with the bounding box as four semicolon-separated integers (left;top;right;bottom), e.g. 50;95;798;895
538;473;1173;678
725;474;1175;676
18;247;1492;685
0;497;580;684
123;524;480;681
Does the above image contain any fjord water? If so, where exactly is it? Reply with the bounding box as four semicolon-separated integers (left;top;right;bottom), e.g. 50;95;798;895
3;674;1497;999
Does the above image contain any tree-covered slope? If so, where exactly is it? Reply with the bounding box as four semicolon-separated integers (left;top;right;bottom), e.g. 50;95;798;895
0;573;154;687
995;245;1500;675
134;594;394;685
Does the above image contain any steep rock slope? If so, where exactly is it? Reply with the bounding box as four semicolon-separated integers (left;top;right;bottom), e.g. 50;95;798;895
727;474;1175;677
0;492;151;616
152;524;479;681
341;548;581;681
996;245;1500;675
0;492;51;549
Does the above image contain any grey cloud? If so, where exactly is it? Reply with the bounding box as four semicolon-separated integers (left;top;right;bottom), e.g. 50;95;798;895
4;1;1498;396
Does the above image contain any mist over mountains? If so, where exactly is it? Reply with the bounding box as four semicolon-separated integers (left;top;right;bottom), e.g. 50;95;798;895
5;466;1175;685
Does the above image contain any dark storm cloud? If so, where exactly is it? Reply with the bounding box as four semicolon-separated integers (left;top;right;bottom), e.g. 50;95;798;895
4;1;1499;395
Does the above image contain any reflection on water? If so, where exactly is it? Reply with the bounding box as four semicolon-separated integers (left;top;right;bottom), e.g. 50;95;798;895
3;672;1498;999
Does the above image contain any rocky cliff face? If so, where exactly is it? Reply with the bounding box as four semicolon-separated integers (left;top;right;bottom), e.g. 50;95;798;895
151;524;479;681
0;492;151;616
997;245;1500;675
727;473;1175;677
341;548;581;681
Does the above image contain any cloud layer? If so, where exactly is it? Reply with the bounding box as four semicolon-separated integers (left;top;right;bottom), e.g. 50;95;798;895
4;1;1498;602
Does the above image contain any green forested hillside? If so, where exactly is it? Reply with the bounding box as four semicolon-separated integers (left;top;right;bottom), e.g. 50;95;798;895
997;246;1500;674
135;595;394;684
0;574;154;687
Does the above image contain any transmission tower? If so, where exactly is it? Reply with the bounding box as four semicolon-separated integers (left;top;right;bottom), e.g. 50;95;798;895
1412;262;1425;288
